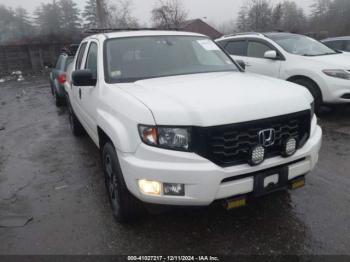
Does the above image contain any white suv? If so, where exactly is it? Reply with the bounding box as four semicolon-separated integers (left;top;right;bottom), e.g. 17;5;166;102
216;32;350;111
66;30;322;222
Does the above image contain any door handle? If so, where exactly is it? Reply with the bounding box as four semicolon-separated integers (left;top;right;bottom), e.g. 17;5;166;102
79;88;82;99
245;62;252;67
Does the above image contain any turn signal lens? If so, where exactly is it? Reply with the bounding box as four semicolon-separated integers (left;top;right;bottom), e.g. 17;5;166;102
323;69;350;80
138;179;161;196
138;125;191;151
138;126;157;146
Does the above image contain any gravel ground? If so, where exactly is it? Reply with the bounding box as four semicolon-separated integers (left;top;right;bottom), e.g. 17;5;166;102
0;77;350;255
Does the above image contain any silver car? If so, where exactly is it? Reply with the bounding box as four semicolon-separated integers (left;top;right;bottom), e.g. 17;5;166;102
322;36;350;54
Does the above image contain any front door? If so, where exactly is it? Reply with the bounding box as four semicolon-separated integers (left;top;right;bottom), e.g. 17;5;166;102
79;40;99;142
243;40;282;78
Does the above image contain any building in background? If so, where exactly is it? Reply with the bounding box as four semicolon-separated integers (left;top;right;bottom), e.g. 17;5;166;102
175;19;223;39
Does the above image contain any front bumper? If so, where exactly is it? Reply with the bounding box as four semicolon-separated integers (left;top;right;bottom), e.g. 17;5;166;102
118;124;322;206
322;77;350;103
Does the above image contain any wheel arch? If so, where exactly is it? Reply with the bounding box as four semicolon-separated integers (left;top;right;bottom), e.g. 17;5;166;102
286;75;323;101
96;109;140;153
97;126;113;149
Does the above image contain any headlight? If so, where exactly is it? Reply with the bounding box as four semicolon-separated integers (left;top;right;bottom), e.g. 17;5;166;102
138;125;191;151
323;69;350;80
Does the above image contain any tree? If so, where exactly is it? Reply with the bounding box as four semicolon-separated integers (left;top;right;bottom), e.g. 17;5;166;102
246;0;272;32
325;0;350;36
34;1;62;41
0;5;16;43
82;0;98;29
280;1;307;33
311;0;331;17
13;7;34;40
58;0;81;36
236;4;249;32
151;0;188;29
108;0;139;28
271;3;283;30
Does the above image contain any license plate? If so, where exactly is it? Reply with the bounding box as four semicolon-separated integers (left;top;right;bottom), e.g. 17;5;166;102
253;167;288;197
264;174;279;188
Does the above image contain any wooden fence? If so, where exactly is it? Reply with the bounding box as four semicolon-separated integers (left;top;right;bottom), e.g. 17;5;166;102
0;44;67;75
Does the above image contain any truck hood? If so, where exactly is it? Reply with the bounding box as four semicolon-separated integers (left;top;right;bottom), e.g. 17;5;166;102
304;53;350;69
119;72;312;126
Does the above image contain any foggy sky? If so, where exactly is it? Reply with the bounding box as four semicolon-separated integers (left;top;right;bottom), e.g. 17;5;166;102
0;0;314;25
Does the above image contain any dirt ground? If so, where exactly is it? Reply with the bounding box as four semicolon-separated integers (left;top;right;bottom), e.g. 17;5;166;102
0;76;350;255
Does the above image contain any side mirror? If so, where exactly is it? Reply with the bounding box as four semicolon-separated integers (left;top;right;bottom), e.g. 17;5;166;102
72;69;96;86
264;50;278;59
236;60;246;70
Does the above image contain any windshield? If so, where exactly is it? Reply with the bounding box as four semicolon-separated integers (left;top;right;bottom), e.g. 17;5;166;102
270;34;337;56
104;36;238;83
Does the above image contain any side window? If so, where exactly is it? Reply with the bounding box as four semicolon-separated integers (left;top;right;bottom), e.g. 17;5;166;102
225;41;247;56
325;40;344;51
65;57;74;70
76;42;87;70
344;41;350;52
55;56;63;69
247;41;271;58
85;42;98;78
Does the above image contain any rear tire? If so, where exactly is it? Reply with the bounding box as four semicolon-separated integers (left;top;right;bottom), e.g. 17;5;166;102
55;91;65;107
290;78;322;113
68;100;85;137
102;142;146;223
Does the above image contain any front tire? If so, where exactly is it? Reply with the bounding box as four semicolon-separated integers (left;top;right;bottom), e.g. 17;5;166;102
102;142;146;222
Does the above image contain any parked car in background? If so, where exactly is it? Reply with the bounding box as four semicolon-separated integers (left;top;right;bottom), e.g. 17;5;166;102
49;45;78;106
66;30;321;222
322;36;350;54
216;33;350;111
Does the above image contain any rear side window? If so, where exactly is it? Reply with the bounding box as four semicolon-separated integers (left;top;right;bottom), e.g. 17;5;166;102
324;40;344;51
247;41;271;58
225;41;247;56
65;57;74;70
55;56;64;69
76;42;87;70
85;42;98;78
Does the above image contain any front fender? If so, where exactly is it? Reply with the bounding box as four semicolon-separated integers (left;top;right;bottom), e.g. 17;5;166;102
282;66;329;99
97;109;139;152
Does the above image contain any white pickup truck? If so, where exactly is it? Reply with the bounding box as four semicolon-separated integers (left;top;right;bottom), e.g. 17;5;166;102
65;30;322;222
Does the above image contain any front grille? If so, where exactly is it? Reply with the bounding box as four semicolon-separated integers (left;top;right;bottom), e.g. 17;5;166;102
192;110;311;167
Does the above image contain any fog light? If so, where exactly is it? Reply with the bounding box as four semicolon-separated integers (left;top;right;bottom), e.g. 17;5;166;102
284;138;297;157
163;183;185;196
250;145;265;166
138;179;161;196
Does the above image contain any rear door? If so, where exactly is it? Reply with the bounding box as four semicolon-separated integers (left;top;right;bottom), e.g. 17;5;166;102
71;42;88;117
243;39;282;78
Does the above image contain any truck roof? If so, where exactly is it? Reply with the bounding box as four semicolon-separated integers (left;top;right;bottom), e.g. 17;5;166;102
84;30;206;41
